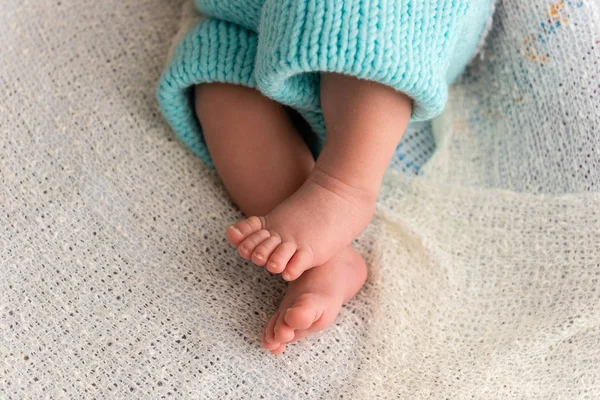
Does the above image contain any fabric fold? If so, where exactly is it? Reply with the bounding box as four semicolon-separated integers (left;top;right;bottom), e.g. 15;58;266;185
255;0;492;121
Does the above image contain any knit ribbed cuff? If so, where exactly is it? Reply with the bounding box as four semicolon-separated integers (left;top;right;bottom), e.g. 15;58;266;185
256;0;485;121
194;0;263;32
157;18;258;167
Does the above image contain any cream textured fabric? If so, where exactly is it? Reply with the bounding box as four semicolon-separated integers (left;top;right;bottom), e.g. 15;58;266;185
1;1;599;399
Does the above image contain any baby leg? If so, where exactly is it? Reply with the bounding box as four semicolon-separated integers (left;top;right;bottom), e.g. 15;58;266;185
196;83;367;353
228;74;412;280
195;83;313;216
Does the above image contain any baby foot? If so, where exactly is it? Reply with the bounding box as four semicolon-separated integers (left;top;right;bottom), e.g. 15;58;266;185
226;167;376;280
261;246;367;354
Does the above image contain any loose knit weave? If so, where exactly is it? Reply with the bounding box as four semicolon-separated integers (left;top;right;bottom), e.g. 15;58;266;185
157;0;494;168
2;0;600;399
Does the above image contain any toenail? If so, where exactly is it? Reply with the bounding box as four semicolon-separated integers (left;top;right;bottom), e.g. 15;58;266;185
229;226;242;235
240;246;248;253
255;253;263;260
268;261;277;269
282;272;291;280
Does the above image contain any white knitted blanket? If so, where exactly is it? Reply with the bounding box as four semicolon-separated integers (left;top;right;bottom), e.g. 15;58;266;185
1;0;599;399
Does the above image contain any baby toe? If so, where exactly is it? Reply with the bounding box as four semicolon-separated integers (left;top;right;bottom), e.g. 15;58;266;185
238;229;270;260
282;248;314;281
262;330;280;351
284;295;324;331
289;329;310;343
251;234;282;266
226;216;266;246
263;311;280;346
273;320;296;343
266;242;297;274
270;343;286;355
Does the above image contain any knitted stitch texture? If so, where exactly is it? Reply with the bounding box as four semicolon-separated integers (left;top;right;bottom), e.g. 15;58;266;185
158;0;493;168
256;0;492;120
194;0;262;31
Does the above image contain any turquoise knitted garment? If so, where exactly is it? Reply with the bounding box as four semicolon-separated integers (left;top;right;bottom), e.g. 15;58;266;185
157;0;494;168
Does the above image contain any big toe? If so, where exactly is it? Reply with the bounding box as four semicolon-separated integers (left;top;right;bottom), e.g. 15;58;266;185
273;320;296;343
282;248;315;281
284;294;326;331
266;242;297;274
226;216;266;246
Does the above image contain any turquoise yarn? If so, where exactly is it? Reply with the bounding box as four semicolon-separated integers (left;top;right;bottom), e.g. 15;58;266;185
194;0;263;31
157;0;493;168
256;0;492;120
